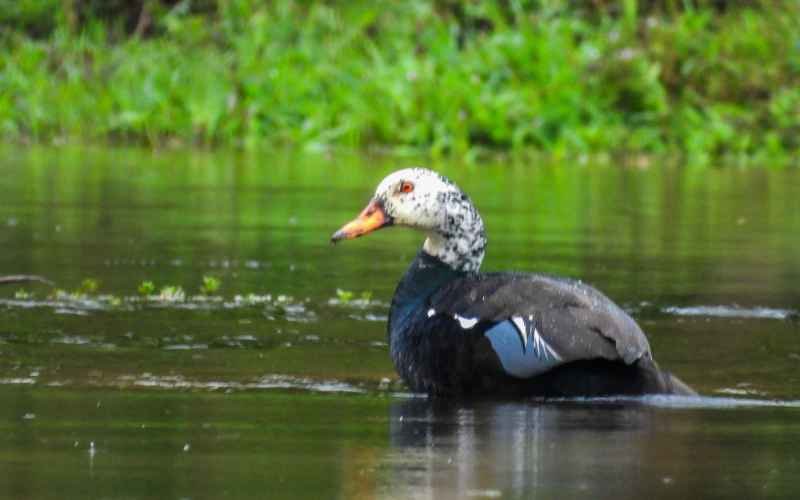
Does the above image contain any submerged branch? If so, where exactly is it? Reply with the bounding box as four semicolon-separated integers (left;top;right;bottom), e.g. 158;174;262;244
0;275;54;286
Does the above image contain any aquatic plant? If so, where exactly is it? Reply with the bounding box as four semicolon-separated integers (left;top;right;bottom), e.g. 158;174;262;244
335;289;354;304
200;276;221;295
329;289;378;309
78;278;99;294
138;280;156;296
158;285;185;302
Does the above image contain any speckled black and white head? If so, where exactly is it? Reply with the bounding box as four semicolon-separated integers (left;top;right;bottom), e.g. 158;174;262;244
331;168;487;273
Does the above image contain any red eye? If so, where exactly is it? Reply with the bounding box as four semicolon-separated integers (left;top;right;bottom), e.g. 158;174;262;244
400;181;414;194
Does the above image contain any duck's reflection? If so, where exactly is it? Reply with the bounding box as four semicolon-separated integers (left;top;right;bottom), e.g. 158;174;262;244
381;397;667;499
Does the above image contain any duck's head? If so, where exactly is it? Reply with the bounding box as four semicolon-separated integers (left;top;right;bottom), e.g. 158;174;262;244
331;168;486;273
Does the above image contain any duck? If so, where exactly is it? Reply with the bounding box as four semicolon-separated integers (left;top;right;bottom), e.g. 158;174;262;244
331;168;694;398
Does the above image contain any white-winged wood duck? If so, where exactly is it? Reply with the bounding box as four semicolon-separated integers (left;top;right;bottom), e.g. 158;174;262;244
332;168;694;398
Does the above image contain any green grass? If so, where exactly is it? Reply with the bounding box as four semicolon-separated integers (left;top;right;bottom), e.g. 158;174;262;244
1;0;798;162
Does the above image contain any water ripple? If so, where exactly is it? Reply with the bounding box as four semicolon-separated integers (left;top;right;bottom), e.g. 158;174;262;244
547;394;800;409
0;373;366;394
662;305;797;320
119;374;365;393
1;292;392;325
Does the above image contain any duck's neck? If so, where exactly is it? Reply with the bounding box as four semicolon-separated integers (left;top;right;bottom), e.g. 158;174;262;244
390;250;464;330
421;205;487;273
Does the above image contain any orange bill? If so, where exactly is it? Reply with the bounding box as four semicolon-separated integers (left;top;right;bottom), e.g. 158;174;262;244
331;199;391;243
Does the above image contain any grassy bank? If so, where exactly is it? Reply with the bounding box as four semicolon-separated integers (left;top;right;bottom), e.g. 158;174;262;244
1;1;799;162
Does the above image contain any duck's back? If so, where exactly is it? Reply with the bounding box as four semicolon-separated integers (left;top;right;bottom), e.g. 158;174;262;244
388;252;693;398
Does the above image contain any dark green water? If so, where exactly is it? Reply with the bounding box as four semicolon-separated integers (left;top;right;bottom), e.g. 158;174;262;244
1;146;799;499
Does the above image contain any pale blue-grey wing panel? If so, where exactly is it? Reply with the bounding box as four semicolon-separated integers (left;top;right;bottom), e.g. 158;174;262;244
484;316;562;379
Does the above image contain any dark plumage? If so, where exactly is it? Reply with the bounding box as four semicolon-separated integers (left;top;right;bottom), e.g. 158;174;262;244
333;168;694;398
389;251;692;397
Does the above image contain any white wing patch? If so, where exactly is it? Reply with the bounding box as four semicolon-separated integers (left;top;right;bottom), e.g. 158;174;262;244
509;316;561;361
510;316;527;348
485;317;563;378
531;327;561;361
453;313;478;329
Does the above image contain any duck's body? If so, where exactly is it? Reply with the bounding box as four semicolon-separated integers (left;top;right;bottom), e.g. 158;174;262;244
333;168;693;398
389;251;691;397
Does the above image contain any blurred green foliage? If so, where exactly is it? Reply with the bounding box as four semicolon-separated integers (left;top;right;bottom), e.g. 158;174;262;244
0;0;798;161
78;277;99;294
138;280;156;296
201;275;221;295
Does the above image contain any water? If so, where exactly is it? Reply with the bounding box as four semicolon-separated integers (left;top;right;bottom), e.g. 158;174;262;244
1;146;799;498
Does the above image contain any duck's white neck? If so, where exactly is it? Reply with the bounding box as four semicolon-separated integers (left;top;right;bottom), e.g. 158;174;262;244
422;210;486;273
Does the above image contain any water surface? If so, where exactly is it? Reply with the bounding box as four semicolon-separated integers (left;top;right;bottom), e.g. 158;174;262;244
0;146;799;498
